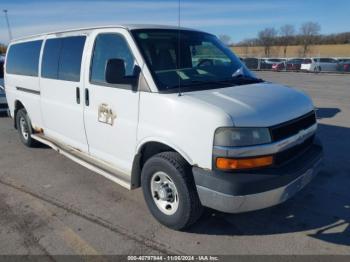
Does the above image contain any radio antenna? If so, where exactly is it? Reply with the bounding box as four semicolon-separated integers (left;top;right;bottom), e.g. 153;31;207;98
177;0;182;96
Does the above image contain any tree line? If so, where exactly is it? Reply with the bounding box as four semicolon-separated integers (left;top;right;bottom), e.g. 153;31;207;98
221;22;350;57
0;44;6;55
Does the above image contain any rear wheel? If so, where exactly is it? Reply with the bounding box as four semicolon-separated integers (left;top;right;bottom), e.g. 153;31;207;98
16;109;38;147
141;151;203;230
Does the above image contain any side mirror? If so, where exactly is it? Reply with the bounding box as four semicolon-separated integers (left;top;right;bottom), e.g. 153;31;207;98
105;58;126;84
105;59;140;91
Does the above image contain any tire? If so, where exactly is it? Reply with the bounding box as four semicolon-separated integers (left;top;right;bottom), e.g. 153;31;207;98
16;109;38;147
141;151;203;230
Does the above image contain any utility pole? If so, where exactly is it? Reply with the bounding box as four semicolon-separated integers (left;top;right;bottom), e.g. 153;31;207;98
3;9;13;41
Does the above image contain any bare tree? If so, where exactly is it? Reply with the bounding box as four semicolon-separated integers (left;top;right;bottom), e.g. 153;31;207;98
0;44;6;55
258;27;277;57
280;24;295;57
300;22;321;56
218;34;232;46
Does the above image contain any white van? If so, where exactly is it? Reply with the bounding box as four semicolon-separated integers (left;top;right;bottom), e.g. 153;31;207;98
4;25;323;229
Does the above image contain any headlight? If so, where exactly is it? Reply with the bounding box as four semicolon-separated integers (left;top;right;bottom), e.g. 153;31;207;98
214;127;271;147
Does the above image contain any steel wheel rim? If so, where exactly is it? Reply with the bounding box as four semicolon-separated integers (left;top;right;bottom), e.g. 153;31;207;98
150;171;179;215
19;116;29;140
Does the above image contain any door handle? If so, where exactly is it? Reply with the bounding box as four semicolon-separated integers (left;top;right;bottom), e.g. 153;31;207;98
85;89;89;106
76;87;80;104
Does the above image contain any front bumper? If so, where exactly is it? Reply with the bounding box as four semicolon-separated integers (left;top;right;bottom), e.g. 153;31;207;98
193;140;323;213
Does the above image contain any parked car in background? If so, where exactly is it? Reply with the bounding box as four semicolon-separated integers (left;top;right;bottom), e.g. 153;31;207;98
0;56;4;78
301;58;338;72
272;58;305;72
337;58;350;62
271;61;285;71
0;56;7;113
242;57;259;70
0;83;8;114
260;58;285;70
0;81;6;110
337;59;350;72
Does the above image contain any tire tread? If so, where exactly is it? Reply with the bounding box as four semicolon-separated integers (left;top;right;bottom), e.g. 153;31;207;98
156;151;203;228
142;151;203;230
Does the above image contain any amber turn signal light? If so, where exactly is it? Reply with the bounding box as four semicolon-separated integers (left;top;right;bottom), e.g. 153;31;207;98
216;156;273;170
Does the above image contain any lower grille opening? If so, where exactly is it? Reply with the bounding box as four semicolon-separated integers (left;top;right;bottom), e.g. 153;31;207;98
274;135;315;166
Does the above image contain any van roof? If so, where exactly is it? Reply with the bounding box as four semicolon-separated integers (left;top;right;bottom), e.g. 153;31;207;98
11;24;203;43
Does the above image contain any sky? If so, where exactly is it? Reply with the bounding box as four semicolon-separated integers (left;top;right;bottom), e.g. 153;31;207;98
0;0;350;44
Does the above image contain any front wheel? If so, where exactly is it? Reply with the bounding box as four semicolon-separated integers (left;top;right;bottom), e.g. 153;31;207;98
141;152;203;230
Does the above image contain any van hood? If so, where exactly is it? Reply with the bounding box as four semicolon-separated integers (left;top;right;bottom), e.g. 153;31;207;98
185;82;314;127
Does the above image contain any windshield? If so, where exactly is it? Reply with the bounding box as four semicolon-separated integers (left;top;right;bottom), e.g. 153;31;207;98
131;29;259;92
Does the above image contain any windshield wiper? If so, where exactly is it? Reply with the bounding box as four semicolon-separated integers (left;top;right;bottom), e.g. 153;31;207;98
166;80;230;90
164;74;264;91
230;75;264;84
231;67;264;84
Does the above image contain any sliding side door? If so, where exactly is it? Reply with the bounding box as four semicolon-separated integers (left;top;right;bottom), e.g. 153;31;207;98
40;35;88;152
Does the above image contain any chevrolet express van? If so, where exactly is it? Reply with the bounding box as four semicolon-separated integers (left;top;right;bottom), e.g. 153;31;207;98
4;25;323;230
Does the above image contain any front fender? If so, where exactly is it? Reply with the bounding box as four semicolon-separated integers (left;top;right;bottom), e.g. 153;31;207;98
135;136;195;166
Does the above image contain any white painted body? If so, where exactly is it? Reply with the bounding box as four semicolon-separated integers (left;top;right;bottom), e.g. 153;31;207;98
4;25;315;187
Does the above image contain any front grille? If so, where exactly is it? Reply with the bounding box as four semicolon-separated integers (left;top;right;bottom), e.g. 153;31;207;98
274;135;314;165
270;111;316;142
0;103;8;109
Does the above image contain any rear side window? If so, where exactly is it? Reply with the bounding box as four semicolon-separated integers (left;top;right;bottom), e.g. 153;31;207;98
59;36;86;81
42;38;61;79
320;58;336;63
90;33;135;84
6;40;42;76
41;36;86;82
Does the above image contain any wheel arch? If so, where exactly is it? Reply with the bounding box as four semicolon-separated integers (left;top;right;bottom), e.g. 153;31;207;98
130;138;194;189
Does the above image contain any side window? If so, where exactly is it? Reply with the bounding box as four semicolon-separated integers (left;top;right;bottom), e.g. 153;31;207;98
90;33;135;84
41;36;86;82
59;36;86;82
6;40;42;76
191;41;231;67
42;38;61;79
